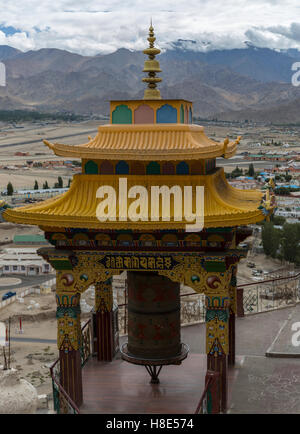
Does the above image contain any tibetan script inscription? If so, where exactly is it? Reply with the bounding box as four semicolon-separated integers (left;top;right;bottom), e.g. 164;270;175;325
99;255;177;271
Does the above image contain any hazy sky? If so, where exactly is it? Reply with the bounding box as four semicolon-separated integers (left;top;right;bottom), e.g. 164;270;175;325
0;0;300;55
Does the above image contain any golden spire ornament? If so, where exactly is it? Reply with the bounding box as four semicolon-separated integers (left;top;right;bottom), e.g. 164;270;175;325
142;22;162;100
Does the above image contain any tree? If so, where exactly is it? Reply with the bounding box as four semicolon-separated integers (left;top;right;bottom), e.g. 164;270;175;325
7;182;13;196
230;166;243;178
261;222;281;258
281;224;300;263
34;180;39;190
43;180;49;189
272;215;286;226
57;176;63;188
248;163;255;177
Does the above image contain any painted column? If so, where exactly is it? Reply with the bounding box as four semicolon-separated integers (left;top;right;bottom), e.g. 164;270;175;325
205;292;230;413
228;265;237;366
56;289;83;407
94;278;116;361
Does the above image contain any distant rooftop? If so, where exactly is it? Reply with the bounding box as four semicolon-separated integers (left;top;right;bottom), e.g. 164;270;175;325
13;234;48;244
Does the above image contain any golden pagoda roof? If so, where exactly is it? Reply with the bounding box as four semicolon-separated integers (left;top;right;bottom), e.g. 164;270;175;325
44;124;240;160
3;168;265;230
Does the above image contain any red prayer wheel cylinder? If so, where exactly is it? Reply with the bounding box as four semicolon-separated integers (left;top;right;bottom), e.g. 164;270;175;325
127;271;181;360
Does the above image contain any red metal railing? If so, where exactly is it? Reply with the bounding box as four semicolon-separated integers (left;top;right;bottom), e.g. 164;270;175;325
50;359;80;414
195;371;220;414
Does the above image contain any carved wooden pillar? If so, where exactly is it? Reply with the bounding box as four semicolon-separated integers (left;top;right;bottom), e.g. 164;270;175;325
56;288;83;407
228;265;237;366
205;290;230;413
95;278;116;361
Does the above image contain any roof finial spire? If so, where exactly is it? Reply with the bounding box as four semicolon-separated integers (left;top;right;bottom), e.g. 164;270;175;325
142;22;162;100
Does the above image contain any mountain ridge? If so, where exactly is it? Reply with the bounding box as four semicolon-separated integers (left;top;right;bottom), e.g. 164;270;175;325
0;44;299;123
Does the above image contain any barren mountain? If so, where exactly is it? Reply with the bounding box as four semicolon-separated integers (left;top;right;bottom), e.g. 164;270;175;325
0;45;299;123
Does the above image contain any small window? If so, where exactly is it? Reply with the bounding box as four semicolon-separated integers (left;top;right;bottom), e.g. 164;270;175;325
78;239;88;246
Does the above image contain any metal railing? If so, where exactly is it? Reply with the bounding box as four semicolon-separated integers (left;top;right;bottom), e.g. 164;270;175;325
240;272;300;315
49;319;92;414
117;272;300;334
50;359;80;414
195;371;220;414
80;319;92;366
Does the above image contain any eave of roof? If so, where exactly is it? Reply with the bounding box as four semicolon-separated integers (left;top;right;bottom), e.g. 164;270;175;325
3;168;265;230
43;124;240;161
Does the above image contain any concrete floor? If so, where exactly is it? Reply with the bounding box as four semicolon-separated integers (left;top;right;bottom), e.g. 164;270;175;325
119;305;300;414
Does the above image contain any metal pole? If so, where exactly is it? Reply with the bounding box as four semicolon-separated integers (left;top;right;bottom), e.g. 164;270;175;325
124;279;127;335
8;317;11;369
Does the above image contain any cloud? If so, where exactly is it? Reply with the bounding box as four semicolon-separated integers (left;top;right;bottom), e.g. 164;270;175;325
0;0;299;54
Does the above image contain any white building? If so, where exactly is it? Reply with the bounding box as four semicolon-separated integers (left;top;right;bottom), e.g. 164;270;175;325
0;248;53;276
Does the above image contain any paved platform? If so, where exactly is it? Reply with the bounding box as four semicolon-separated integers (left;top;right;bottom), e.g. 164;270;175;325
229;355;300;413
80;354;207;414
108;307;300;414
266;303;300;357
80;353;241;414
229;303;300;413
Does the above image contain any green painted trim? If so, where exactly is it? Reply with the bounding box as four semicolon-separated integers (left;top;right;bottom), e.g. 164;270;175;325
50;260;73;270
84;160;98;174
180;104;184;123
204;261;226;272
112;104;132;124
146;161;161;175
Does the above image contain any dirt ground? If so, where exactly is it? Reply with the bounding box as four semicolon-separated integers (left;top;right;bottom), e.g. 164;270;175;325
237;254;285;284
0;222;43;243
0;289;94;397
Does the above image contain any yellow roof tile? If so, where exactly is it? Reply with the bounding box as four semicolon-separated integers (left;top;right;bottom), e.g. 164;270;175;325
3;168;264;230
44;124;240;161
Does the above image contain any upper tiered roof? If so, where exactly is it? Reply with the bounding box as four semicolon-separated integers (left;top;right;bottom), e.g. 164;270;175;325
44;124;240;160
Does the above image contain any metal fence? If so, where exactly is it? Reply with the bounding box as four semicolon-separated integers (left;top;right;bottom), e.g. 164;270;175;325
50;359;80;414
117;272;300;334
80;319;92;366
241;272;300;315
195;371;220;414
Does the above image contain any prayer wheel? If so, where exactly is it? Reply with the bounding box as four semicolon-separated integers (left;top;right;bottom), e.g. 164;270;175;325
127;271;181;360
